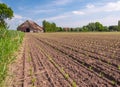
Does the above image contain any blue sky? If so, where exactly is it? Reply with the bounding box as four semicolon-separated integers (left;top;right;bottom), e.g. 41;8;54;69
0;0;120;29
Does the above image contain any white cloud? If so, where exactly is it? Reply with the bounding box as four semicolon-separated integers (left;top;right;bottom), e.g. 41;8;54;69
43;15;69;21
6;14;31;29
86;4;95;9
72;1;120;16
89;1;120;12
72;11;85;15
6;19;23;30
27;9;56;14
104;1;120;12
95;15;120;26
51;15;120;28
14;14;23;19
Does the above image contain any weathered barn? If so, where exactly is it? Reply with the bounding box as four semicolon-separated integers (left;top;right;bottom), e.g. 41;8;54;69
17;20;44;33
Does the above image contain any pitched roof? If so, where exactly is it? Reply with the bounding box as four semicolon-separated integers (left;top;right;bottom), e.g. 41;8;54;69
17;20;43;31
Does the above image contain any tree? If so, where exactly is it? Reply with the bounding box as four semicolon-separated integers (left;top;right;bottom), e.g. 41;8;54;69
0;3;13;29
103;26;109;31
87;23;96;31
95;22;104;31
118;20;120;27
42;20;51;32
82;26;89;32
42;20;58;32
81;22;104;32
57;27;63;32
118;20;120;31
51;23;56;32
109;26;118;31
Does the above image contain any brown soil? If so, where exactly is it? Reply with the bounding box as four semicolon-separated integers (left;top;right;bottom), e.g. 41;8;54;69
5;33;120;87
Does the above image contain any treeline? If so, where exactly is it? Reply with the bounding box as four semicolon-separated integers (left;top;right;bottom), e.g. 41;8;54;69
42;20;62;32
42;20;120;32
72;21;120;32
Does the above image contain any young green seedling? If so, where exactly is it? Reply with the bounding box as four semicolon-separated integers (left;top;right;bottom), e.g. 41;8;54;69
72;81;77;87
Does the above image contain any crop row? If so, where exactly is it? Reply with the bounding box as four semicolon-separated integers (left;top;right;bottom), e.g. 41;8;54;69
32;33;120;86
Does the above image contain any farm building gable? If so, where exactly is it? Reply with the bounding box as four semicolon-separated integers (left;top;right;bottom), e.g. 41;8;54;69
17;20;44;33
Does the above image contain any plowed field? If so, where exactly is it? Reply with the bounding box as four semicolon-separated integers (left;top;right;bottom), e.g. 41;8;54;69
8;33;120;87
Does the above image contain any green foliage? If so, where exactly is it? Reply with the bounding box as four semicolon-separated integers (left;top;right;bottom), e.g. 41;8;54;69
57;27;63;32
0;29;24;85
87;22;96;31
118;20;120;27
42;20;60;32
103;26;109;31
51;22;56;31
83;22;104;32
55;21;108;32
82;26;89;32
95;22;104;31
118;26;120;31
0;3;13;29
42;20;120;32
109;26;119;31
81;21;120;32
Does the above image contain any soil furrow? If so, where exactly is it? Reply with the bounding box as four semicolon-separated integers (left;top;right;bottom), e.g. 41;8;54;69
9;33;120;87
34;35;120;85
31;34;114;87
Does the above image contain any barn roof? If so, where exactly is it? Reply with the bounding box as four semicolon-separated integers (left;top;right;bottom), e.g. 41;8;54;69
17;20;43;32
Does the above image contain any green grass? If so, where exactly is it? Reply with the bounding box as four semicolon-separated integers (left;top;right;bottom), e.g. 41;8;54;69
0;28;24;85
